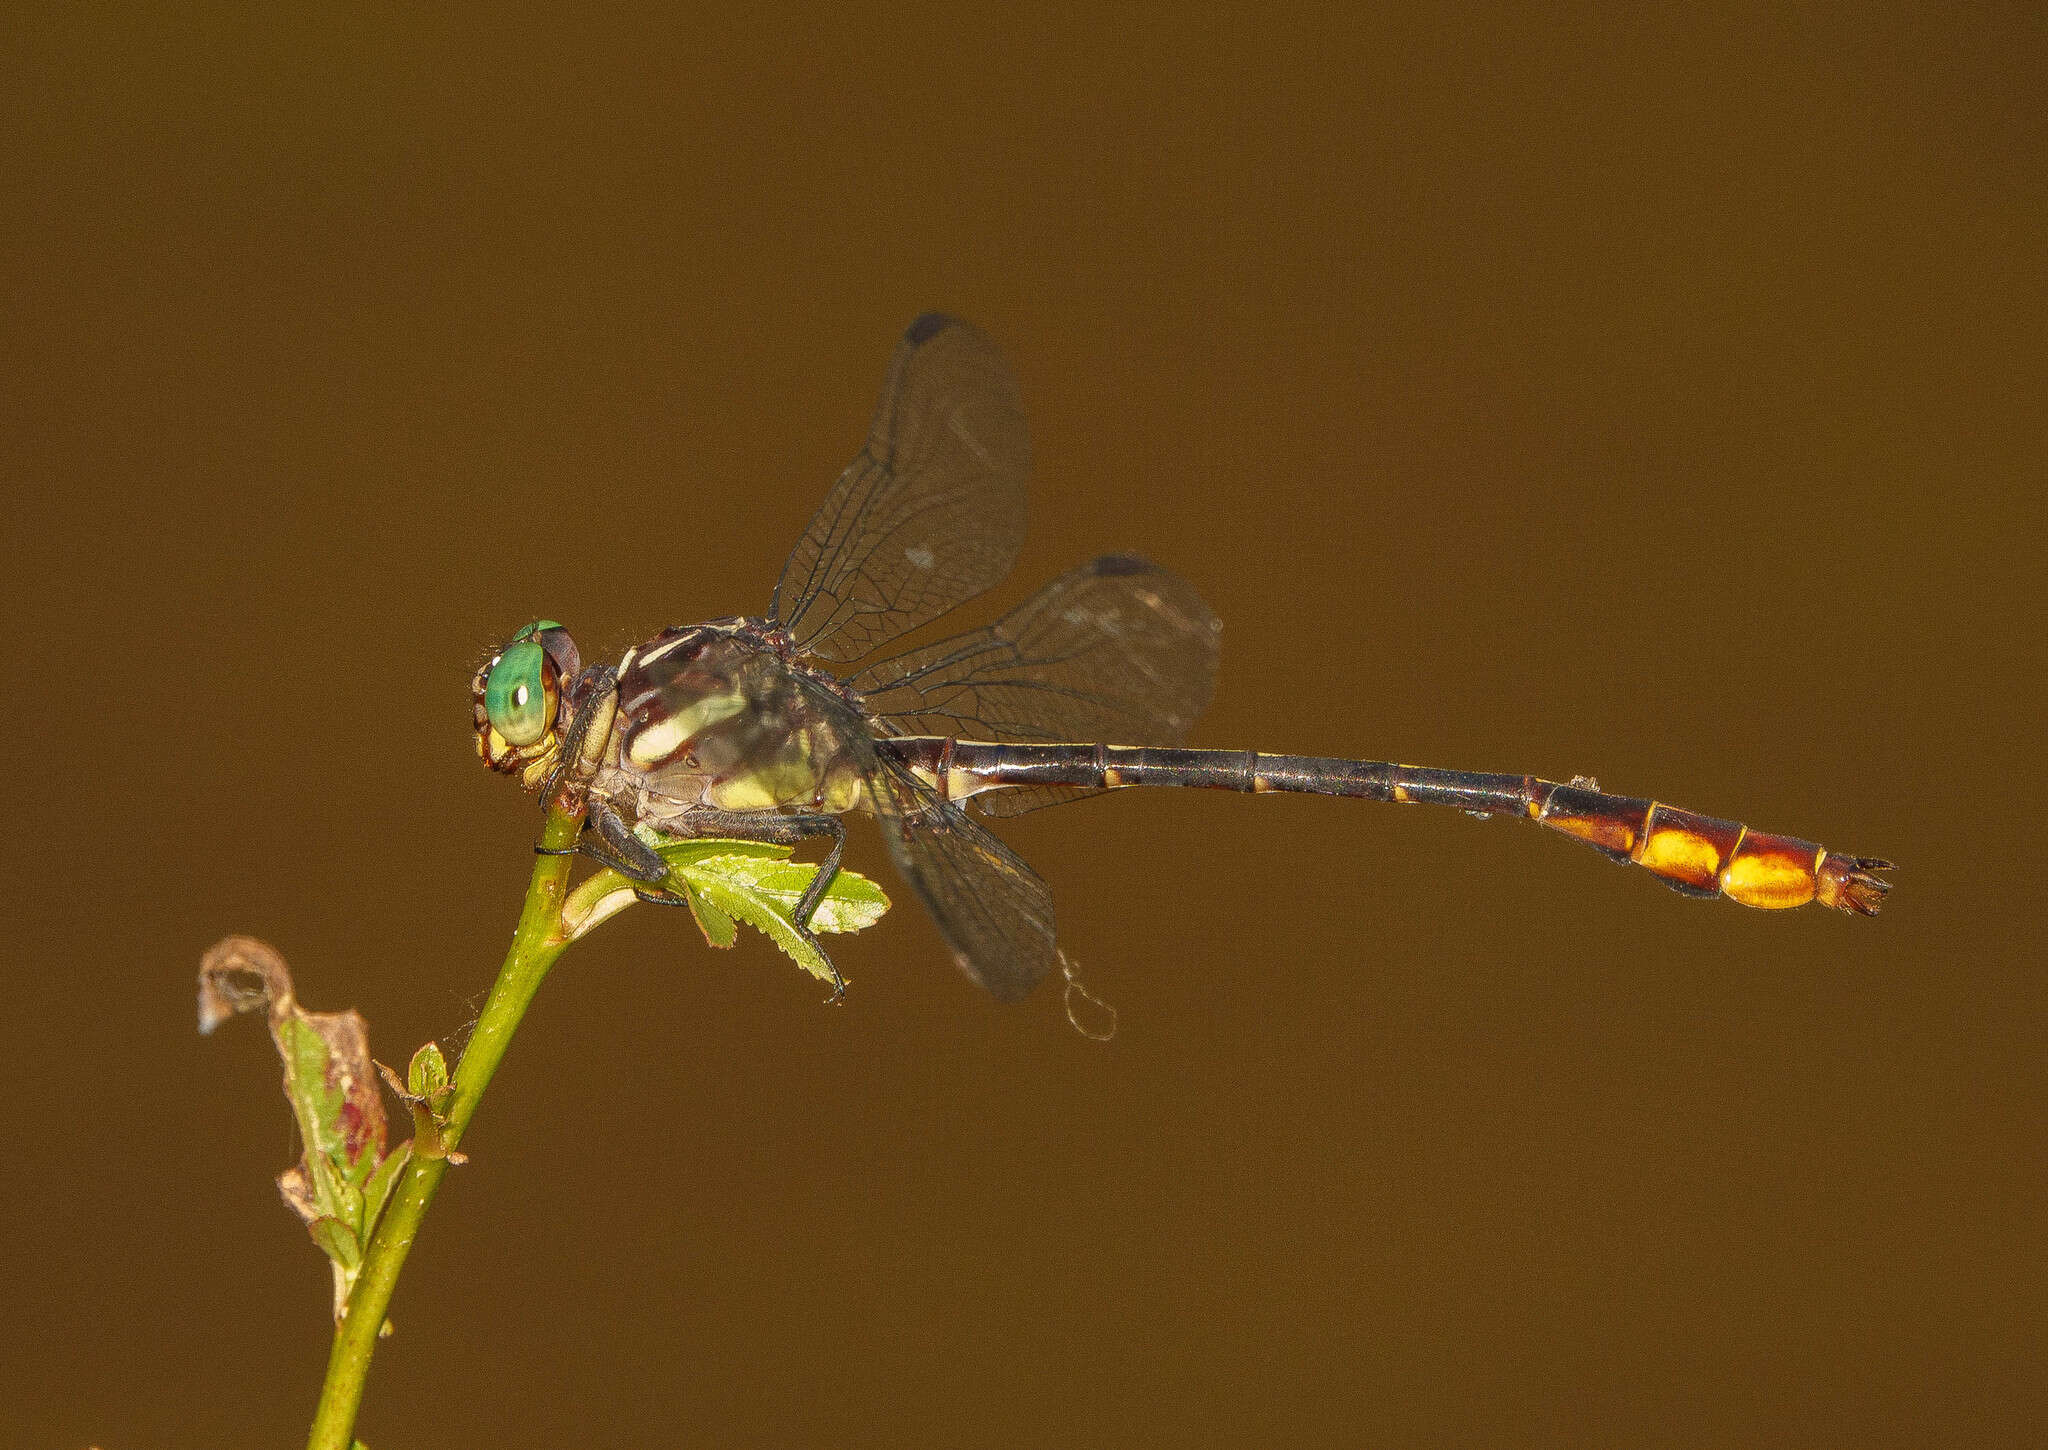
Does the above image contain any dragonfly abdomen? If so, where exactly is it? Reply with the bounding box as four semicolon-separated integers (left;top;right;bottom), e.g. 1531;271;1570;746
1523;780;1890;913
893;739;1891;917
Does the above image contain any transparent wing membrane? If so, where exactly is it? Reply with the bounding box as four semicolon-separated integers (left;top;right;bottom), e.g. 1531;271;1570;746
771;314;1030;663
788;676;1057;1001
852;554;1221;817
863;757;1059;1002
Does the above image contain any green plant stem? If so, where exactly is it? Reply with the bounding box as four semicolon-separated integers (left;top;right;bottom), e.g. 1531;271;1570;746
304;806;584;1450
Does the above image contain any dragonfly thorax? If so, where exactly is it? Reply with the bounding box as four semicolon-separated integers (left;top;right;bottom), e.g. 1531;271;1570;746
596;622;867;820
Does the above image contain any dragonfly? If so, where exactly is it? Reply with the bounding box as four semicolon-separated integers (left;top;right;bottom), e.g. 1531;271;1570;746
473;314;1891;1003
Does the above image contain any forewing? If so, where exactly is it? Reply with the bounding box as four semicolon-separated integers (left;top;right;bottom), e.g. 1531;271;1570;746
771;314;1030;663
865;755;1059;1003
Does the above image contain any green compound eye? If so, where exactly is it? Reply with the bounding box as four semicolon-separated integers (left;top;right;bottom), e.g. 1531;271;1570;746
484;638;554;747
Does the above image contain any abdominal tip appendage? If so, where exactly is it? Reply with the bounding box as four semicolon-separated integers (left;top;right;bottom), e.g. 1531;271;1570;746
1817;854;1895;916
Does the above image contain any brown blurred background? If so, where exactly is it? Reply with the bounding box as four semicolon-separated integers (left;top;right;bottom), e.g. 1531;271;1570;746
4;7;2041;1447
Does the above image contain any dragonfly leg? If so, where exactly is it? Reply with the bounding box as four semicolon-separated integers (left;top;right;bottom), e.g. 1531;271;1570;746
533;818;588;859
539;663;620;811
580;800;672;883
781;814;847;933
746;813;847;1003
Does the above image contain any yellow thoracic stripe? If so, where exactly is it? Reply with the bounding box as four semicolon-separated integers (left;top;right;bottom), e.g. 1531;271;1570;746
625;691;748;769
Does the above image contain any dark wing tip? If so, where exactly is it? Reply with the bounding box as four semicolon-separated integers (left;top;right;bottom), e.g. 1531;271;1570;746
904;312;961;346
958;950;1052;1004
1090;553;1160;576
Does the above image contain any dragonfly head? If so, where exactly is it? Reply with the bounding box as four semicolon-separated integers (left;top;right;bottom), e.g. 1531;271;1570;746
473;621;582;787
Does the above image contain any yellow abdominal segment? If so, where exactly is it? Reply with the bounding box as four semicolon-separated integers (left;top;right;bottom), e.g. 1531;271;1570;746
1634;824;1725;881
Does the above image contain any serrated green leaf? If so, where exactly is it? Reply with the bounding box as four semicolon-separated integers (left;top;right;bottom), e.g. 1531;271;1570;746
686;854;890;934
672;853;888;984
683;879;738;947
685;871;837;983
308;1215;361;1272
558;835;888;978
